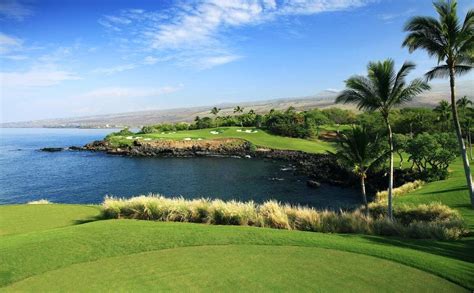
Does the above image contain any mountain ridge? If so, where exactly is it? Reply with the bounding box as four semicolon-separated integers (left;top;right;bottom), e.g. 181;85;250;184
2;80;472;128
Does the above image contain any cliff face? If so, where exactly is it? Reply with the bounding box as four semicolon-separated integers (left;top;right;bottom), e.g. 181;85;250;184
127;138;252;157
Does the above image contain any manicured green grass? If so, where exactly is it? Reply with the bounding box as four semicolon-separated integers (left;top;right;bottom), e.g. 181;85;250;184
0;204;100;236
109;127;334;153
396;159;474;229
4;245;464;292
1;216;473;290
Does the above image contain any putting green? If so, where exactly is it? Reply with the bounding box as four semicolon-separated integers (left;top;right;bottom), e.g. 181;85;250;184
3;245;465;292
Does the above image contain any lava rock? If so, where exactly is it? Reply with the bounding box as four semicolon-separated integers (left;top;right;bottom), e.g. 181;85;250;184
40;147;64;152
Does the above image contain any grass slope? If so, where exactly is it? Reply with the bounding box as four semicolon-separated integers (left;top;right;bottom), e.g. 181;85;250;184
4;245;463;292
0;218;472;290
396;160;474;229
109;127;334;153
0;204;100;236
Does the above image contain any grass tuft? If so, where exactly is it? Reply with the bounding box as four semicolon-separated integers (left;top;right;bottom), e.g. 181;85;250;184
102;195;467;240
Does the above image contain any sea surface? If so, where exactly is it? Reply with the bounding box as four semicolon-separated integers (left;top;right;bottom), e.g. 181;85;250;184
0;128;360;208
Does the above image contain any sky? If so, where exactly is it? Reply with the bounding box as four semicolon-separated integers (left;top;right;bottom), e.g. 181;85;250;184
0;0;473;123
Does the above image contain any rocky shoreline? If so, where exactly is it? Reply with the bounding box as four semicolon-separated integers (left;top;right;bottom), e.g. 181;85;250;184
51;138;355;187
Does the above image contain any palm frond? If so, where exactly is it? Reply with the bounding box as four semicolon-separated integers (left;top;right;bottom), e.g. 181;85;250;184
396;78;431;105
390;61;416;101
425;65;450;80
428;64;474;79
368;60;395;104
336;76;381;112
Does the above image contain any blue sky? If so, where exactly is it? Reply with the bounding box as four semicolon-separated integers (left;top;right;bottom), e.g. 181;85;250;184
0;0;473;122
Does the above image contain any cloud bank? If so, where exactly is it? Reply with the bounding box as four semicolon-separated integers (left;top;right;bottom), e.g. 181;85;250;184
99;0;372;69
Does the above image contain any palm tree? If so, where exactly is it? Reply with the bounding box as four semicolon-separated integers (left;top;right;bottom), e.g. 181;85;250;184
233;106;244;127
434;100;452;131
336;59;430;220
403;0;474;207
329;126;387;214
210;107;220;128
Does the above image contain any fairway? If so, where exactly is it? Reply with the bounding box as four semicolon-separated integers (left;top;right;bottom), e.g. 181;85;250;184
109;127;334;153
3;245;464;292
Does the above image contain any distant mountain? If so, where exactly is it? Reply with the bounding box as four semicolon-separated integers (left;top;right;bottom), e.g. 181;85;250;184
1;80;472;128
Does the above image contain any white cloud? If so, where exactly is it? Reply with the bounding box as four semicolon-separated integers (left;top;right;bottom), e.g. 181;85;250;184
91;64;136;75
378;8;416;22
0;32;23;54
99;0;372;69
77;86;181;99
196;54;242;69
2;54;28;60
0;67;80;87
143;56;159;65
0;0;33;21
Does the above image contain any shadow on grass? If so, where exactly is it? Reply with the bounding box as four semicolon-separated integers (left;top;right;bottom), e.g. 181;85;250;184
418;186;467;195
73;214;104;225
356;234;474;263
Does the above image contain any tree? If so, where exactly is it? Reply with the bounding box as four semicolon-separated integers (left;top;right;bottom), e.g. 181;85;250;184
403;0;474;207
406;132;458;180
336;59;430;219
434;100;452;131
393;133;409;169
233;106;244;127
210;107;221;128
305;109;330;136
329;126;387;214
392;108;439;136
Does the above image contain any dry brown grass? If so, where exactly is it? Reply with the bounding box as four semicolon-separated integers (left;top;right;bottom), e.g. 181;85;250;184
102;195;467;240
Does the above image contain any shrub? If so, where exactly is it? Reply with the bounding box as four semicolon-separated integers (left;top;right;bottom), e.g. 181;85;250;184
102;195;467;240
375;180;425;202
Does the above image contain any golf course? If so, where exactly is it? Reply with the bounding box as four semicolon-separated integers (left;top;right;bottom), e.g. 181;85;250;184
1;154;473;291
1;0;474;291
107;126;336;153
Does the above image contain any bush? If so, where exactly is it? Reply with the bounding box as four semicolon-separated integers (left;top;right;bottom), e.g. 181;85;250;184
102;195;467;240
106;128;134;139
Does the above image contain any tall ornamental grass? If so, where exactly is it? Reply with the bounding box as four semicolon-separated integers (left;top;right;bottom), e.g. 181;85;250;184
375;180;425;202
102;195;467;240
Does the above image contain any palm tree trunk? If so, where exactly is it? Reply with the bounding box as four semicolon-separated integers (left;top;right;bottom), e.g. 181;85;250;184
361;175;368;216
449;66;474;208
469;129;472;160
384;115;394;220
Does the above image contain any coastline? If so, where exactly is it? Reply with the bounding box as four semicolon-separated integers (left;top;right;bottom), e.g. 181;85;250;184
64;138;355;188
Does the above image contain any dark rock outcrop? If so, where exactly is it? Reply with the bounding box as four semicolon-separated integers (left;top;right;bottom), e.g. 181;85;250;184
40;147;64;152
254;149;355;187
